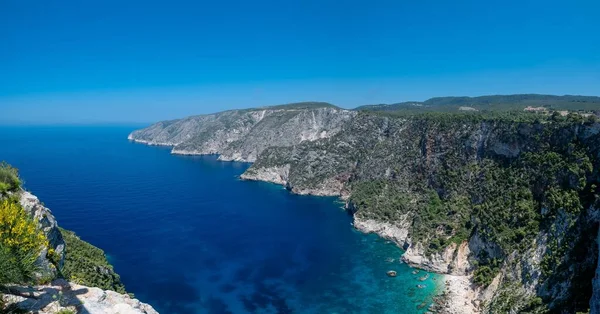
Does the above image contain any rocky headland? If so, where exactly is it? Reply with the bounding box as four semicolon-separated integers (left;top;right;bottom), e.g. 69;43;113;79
128;102;356;162
129;95;600;313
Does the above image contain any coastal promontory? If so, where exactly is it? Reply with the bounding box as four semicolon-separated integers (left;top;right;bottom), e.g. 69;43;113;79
130;95;600;313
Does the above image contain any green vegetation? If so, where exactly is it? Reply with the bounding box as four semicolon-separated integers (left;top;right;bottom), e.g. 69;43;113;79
0;162;129;313
0;162;21;195
350;180;411;222
473;265;497;286
0;164;47;312
132;96;600;313
363;107;599;127
472;253;502;287
0;199;48;285
486;282;549;314
255;109;598;306
60;228;127;294
356;94;600;112
0;242;39;285
338;113;599;311
350;155;545;257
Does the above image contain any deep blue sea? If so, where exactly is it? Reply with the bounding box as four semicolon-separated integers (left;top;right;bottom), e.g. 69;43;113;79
0;126;440;314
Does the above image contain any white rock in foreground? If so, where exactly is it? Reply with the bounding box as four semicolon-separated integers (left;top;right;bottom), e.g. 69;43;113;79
2;279;158;314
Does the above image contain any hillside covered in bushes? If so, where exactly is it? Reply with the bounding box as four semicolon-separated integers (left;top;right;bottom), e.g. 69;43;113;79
243;110;600;313
130;96;600;313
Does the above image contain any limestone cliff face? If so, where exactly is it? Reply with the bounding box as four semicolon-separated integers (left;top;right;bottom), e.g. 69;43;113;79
244;113;600;313
129;103;600;313
129;103;356;162
2;279;157;314
240;163;348;197
17;190;66;280
353;215;472;275
243;114;550;197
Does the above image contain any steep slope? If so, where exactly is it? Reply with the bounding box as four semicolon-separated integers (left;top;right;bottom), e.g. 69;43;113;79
243;112;600;313
18;190;66;281
60;228;127;294
1;186;157;313
129;99;600;313
129;102;356;162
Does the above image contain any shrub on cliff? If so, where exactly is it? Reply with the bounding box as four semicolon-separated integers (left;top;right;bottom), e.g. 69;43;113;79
0;243;39;285
0;199;48;284
0;162;21;194
60;228;127;294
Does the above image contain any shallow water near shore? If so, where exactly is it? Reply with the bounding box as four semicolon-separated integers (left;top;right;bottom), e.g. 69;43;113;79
0;125;440;313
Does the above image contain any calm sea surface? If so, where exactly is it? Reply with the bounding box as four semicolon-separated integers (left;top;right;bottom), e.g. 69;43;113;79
0;125;439;313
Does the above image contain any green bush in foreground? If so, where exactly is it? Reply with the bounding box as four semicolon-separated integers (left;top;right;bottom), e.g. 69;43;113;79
0;242;39;285
0;199;48;285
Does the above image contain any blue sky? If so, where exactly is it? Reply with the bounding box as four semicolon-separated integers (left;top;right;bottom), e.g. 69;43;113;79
1;0;599;123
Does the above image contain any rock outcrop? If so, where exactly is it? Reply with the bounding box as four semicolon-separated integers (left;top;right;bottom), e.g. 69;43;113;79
2;190;158;313
129;103;356;162
128;100;600;313
354;214;473;276
2;279;157;314
243;115;600;313
17;190;66;280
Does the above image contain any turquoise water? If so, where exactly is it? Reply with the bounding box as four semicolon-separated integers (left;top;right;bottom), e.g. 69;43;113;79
0;125;440;313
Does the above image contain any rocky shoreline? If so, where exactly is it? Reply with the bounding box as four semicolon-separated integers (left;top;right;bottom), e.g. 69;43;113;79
433;275;479;314
127;103;600;313
127;105;356;163
353;216;480;314
240;165;348;197
130;140;480;313
129;136;257;162
237;163;482;313
127;135;176;147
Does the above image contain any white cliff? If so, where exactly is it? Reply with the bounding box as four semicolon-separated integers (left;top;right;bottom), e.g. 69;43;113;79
129;104;356;162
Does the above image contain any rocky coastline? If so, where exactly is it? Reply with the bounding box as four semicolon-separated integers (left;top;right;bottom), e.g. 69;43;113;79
130;131;483;313
127;134;176;147
240;165;347;197
241;170;479;312
131;135;480;313
128;104;600;313
238;165;503;314
127;104;356;163
353;215;480;314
